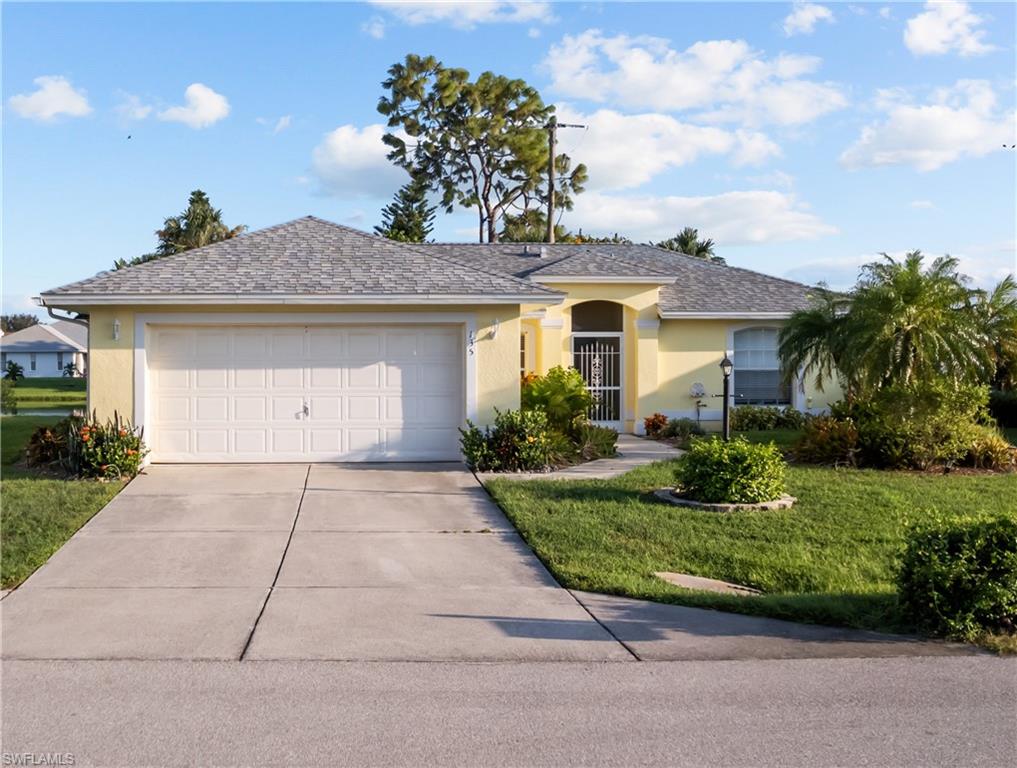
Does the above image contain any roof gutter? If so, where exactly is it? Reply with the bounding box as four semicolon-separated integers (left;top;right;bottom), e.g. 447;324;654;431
37;293;565;308
532;276;677;285
658;310;793;320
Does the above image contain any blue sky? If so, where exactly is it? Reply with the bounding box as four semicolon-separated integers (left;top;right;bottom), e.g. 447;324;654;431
4;1;1015;318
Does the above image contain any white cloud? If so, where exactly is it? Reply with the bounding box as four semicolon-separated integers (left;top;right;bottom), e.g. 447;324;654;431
157;83;230;129
783;3;834;37
840;80;1014;171
555;106;780;191
8;75;92;121
115;93;152;121
258;115;292;134
910;199;936;210
544;31;847;126
369;1;553;30
879;7;892;20
904;1;995;57
569;189;837;244
310;123;408;198
362;15;386;38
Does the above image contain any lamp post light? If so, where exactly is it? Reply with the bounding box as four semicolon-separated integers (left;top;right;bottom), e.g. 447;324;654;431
719;355;733;441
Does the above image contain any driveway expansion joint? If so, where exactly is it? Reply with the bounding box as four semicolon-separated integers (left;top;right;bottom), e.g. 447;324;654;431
239;464;311;661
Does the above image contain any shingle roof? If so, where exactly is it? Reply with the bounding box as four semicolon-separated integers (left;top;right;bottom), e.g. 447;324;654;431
424;242;813;314
39;216;813;314
1;321;87;353
40;217;560;303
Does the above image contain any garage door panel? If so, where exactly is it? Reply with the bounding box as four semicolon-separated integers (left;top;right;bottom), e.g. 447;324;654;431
147;324;464;462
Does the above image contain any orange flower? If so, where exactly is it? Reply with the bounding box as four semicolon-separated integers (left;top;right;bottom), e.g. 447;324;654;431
119;429;127;437
126;449;136;456
100;465;108;471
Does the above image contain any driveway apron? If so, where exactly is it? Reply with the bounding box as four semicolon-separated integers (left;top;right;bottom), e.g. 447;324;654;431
1;463;629;661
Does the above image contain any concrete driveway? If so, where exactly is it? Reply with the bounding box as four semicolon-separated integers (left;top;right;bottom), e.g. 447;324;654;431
1;463;630;662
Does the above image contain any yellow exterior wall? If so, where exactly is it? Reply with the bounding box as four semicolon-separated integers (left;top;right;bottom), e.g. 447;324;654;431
84;295;845;436
83;304;521;427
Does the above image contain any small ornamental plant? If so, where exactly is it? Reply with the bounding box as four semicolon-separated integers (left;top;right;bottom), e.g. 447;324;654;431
643;413;668;438
673;437;786;504
66;411;148;479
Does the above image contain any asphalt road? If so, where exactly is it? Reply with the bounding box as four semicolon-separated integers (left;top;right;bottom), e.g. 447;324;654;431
3;656;1014;767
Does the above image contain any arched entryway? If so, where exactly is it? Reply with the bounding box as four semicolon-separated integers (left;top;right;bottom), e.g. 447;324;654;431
571;301;623;425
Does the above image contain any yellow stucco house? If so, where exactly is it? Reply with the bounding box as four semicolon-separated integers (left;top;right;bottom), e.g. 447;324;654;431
39;216;838;463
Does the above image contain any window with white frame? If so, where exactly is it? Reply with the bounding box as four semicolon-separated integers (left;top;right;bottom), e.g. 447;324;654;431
1;353;6;368
57;352;64;369
732;328;791;405
520;333;527;375
30;353;37;371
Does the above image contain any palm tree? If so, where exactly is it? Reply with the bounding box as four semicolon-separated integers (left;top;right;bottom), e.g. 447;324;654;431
778;286;853;395
114;190;246;269
653;227;724;263
845;252;991;390
973;274;1017;389
154;190;247;256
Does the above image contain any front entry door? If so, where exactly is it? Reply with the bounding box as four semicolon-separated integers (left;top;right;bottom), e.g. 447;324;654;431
572;334;622;426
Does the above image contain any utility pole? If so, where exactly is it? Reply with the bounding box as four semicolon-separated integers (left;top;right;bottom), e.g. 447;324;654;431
545;117;585;243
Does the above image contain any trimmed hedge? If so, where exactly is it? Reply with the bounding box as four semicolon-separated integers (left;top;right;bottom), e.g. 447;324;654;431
673;437;786;504
898;517;1017;638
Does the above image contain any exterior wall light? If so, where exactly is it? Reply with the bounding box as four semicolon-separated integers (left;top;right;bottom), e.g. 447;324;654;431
113;319;121;341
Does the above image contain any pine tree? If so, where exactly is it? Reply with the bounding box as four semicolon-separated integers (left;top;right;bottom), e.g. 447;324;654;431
374;176;437;243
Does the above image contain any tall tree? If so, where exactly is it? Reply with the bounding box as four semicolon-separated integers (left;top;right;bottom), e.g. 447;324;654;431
1;314;40;333
782;252;1002;396
499;209;568;243
378;54;586;243
972;274;1017;389
375;175;437;242
114;190;246;269
653;227;724;263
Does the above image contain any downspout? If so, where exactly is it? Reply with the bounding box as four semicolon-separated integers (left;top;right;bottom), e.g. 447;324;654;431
43;304;90;413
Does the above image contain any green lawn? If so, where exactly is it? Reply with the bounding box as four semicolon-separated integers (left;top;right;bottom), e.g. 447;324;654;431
8;377;85;410
1;413;123;589
486;462;1017;638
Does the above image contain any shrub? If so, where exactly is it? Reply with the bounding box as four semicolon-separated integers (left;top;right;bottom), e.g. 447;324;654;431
660;417;705;444
989;389;1017;428
521;366;593;434
730;405;778;431
66;412;147;479
574;424;618;461
898;516;1017;638
965;426;1017;471
0;379;16;414
25;418;73;467
730;405;806;431
643;412;668;438
459;408;553;473
673;437;786;504
835;382;991;470
4;361;24;381
793;416;859;466
546;430;579;467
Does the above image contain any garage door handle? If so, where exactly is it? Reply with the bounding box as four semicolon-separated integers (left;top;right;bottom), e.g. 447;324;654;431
302;402;309;417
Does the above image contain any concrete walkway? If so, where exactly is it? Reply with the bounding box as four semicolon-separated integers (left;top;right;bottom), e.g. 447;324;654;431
478;433;681;482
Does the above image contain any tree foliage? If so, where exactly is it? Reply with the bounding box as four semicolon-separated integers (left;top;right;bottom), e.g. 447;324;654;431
114;190;246;269
1;314;40;333
378;54;586;243
781;251;1015;396
375;175;437;243
653;227;724;263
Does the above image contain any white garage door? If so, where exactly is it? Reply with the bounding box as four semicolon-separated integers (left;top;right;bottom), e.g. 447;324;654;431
146;325;464;462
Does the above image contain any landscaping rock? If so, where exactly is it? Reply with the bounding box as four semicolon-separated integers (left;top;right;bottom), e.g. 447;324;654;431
653;489;796;512
653;572;762;597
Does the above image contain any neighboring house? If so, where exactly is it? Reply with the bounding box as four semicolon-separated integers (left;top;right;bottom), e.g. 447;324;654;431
38;216;839;463
0;320;87;378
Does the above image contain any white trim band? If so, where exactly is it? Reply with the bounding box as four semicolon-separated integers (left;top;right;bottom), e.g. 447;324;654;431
40;293;562;308
659;311;793;320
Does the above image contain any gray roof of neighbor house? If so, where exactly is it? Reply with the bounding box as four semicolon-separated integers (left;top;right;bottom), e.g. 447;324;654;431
39;216;814;315
39;217;562;304
0;321;87;353
424;243;814;315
